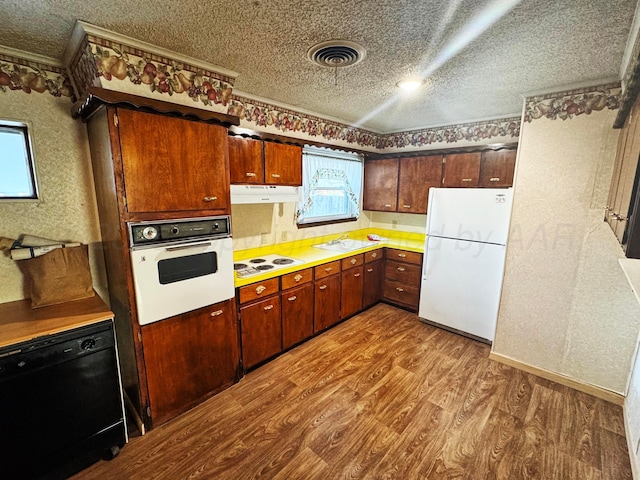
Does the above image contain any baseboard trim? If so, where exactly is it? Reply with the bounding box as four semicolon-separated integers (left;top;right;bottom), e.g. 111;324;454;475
623;403;640;480
489;351;625;406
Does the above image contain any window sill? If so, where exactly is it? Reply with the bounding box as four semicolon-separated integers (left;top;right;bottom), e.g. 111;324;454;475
296;217;358;229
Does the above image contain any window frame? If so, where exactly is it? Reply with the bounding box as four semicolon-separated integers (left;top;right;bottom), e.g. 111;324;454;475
0;121;39;201
296;146;364;228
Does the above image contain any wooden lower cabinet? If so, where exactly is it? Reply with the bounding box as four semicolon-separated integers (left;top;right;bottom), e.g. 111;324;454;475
240;296;282;369
383;249;423;311
363;259;384;308
341;254;364;319
314;272;341;333
141;299;240;427
281;283;314;349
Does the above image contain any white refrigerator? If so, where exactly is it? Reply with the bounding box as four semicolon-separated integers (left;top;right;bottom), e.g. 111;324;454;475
418;188;513;343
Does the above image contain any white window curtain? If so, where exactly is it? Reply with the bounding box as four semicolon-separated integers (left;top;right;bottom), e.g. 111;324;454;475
296;145;363;225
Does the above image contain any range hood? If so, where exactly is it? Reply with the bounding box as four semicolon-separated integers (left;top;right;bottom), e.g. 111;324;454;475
230;185;302;204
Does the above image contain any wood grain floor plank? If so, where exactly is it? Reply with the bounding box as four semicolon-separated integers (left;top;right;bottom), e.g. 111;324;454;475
70;304;632;480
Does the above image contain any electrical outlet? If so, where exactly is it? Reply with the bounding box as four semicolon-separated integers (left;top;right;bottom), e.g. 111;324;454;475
261;233;269;245
392;220;398;229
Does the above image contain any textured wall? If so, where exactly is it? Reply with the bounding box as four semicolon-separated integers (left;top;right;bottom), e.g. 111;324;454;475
0;91;107;303
493;109;640;394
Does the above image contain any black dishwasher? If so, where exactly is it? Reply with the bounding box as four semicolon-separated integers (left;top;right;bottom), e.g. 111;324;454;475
0;320;126;479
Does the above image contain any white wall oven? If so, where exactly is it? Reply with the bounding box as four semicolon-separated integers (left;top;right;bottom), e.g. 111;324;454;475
128;216;234;325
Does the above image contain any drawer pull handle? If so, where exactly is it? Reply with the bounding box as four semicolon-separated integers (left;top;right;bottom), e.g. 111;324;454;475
203;196;218;202
371;252;377;258
256;285;266;294
366;268;373;272
325;267;333;272
294;274;303;282
490;177;500;182
396;287;405;292
263;304;274;311
246;172;257;177
403;204;411;208
210;309;223;317
385;204;392;207
288;295;297;301
397;267;405;272
350;258;357;265
319;285;328;290
398;253;406;258
271;173;281;178
354;273;361;278
462;178;473;182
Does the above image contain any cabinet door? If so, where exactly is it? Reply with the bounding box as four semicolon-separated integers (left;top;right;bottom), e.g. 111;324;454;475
479;150;516;187
363;260;384;309
341;266;364;319
363;159;399;211
442;153;481;188
398;155;443;214
281;283;314;349
264;142;302;185
314;274;341;332
117;108;230;213
229;136;264;184
141;300;239;427
240;296;282;369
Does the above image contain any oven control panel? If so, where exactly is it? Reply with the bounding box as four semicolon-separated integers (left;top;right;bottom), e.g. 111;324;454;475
129;216;231;246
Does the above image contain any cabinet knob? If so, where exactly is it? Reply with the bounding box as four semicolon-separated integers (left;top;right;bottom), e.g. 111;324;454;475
398;253;406;258
325;267;332;272
350;258;357;265
403;205;411;208
319;284;327;290
462;178;473;182
203;196;218;202
288;295;297;301
209;309;223;317
490;177;500;182
294;274;303;282
371;252;377;258
397;267;405;272
263;304;274;311
256;285;266;294
396;287;405;292
366;268;373;272
385;204;392;208
271;173;281;178
354;273;361;278
246;172;257;177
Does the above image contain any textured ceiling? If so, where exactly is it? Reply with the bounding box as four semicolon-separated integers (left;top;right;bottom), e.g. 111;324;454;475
0;0;637;133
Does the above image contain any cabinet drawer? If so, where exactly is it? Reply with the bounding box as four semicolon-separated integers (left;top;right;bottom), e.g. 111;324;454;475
314;260;341;280
341;254;364;270
385;248;423;265
385;260;421;284
383;281;420;309
238;278;279;304
281;268;313;290
365;249;384;263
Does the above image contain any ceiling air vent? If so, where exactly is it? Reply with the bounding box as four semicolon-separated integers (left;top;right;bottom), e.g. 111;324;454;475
307;40;366;68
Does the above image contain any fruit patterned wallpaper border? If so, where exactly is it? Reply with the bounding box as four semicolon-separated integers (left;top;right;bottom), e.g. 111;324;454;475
0;52;72;97
524;83;621;122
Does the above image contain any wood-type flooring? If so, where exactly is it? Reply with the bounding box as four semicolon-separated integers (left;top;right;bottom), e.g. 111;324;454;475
72;303;632;479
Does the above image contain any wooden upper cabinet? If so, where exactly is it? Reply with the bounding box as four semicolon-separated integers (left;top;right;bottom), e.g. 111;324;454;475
228;136;264;184
479;150;516;187
264;142;302;185
116;108;230;214
363;158;399;211
442;153;481;187
398;155;443;214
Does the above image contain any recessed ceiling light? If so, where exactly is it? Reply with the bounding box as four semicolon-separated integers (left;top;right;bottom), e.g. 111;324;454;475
397;79;423;91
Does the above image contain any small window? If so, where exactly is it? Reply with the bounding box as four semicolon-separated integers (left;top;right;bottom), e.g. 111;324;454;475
296;146;363;226
0;123;38;199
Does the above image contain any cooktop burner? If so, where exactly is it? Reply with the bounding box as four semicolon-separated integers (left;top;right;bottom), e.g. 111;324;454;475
235;254;304;278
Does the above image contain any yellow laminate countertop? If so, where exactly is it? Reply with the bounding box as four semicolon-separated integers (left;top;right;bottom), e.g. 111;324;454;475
233;228;425;287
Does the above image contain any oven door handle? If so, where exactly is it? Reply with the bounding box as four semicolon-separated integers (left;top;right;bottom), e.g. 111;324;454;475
165;241;212;252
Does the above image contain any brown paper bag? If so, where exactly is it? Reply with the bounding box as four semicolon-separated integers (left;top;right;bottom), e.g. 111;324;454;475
23;244;95;308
